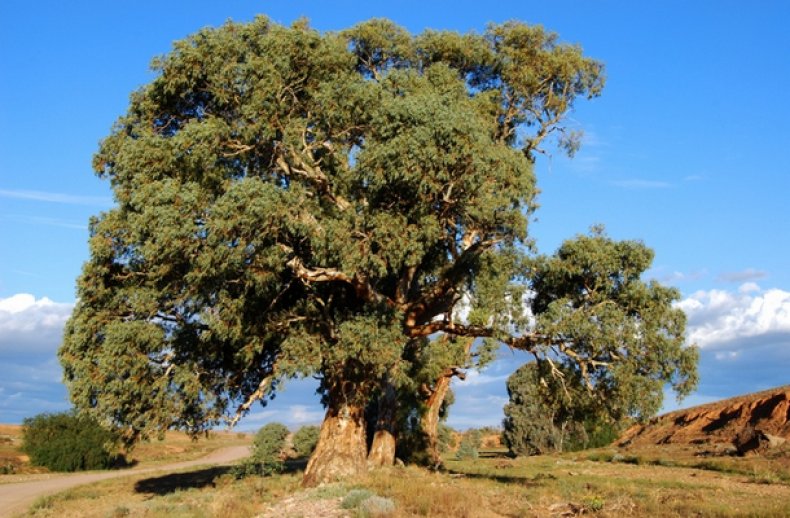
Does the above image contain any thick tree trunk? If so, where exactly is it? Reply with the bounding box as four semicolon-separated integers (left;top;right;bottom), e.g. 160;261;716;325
302;400;367;487
421;373;452;467
367;380;397;467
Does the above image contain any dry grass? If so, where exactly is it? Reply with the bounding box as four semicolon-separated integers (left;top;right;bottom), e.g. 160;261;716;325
19;468;301;518
583;442;790;484
16;445;790;517
127;430;252;467
0;425;39;476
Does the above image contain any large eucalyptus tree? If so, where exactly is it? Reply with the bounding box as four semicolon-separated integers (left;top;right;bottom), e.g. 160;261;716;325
60;17;696;486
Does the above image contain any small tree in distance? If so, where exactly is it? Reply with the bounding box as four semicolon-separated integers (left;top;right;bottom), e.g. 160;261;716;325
234;422;289;477
292;425;321;459
455;429;482;460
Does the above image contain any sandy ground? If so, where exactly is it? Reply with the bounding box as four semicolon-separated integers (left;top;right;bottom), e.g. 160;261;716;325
0;445;250;518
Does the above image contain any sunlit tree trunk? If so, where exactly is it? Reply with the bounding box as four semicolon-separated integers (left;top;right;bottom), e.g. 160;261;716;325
421;373;453;467
302;385;368;487
420;338;474;466
367;379;397;467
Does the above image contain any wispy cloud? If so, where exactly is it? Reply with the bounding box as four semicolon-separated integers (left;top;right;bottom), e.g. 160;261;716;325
0;188;111;206
579;129;609;149
716;268;767;283
241;402;325;430
2;214;87;230
646;267;708;285
611;179;672;189
565;154;601;174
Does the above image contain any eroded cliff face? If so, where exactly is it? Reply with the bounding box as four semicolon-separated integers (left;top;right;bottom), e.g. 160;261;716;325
618;386;790;448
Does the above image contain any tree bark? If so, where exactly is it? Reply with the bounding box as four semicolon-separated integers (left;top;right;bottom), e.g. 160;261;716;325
367;380;397;467
302;400;367;487
421;373;452;467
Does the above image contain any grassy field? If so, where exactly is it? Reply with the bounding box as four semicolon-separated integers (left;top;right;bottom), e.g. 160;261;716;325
15;443;790;517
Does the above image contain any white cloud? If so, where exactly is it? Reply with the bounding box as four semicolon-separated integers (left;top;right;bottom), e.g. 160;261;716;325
0;294;73;353
678;284;790;350
739;282;760;294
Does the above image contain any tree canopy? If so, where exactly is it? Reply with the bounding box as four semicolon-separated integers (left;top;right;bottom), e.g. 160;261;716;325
59;16;695;486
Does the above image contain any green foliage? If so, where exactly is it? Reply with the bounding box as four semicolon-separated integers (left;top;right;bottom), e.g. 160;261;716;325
456;429;482;460
22;411;124;472
233;422;289;477
503;229;699;458
530;231;699;419
503;362;624;456
292;425;320;458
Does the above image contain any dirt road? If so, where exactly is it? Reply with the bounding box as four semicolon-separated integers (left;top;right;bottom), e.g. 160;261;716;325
0;445;250;518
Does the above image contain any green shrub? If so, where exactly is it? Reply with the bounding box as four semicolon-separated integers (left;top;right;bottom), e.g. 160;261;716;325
22;411;123;472
455;429;482;460
233;422;289;477
292;425;320;458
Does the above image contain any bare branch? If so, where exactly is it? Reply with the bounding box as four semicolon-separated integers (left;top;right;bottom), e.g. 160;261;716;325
275;150;351;211
284;253;395;308
404;237;499;327
228;371;275;429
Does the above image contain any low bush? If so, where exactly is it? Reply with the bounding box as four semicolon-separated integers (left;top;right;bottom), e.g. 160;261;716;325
341;489;396;517
341;489;375;509
22;411;124;472
359;495;396;516
456;429;482;460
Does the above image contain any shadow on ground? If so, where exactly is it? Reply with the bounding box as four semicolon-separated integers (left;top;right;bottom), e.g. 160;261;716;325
134;459;309;496
134;466;232;495
445;468;549;486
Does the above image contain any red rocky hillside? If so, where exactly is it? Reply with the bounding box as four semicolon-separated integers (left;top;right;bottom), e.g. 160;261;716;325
617;385;790;450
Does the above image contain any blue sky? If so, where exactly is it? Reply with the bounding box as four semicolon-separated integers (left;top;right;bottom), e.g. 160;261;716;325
1;1;789;430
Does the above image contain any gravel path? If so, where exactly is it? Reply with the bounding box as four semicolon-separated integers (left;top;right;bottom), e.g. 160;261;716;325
0;445;250;517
